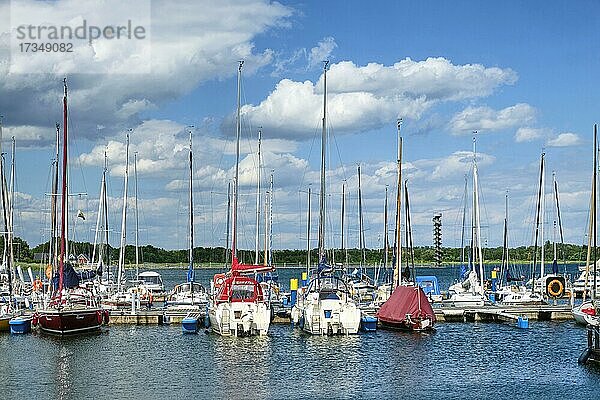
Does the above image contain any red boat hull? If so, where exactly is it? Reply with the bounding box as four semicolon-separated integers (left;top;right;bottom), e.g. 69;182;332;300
37;308;103;335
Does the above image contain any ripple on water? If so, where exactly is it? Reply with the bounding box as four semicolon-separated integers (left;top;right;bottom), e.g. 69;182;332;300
1;318;600;399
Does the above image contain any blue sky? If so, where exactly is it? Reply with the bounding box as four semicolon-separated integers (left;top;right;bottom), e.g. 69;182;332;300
0;0;598;255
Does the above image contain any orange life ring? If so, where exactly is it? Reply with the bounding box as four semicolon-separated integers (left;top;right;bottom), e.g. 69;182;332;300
547;279;564;298
33;279;43;291
214;273;226;288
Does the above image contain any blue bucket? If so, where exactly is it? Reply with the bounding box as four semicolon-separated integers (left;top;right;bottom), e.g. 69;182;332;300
182;317;199;334
324;310;332;318
517;316;529;329
360;316;377;332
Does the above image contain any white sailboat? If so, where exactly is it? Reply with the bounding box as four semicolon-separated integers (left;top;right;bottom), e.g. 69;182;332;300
495;192;545;306
445;136;488;307
168;128;208;309
291;61;361;335
529;153;568;300
208;61;272;337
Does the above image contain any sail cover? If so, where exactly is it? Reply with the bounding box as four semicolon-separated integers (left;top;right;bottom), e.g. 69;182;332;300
377;285;436;324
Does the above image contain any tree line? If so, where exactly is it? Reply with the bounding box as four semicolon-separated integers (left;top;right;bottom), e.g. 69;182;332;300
20;238;590;266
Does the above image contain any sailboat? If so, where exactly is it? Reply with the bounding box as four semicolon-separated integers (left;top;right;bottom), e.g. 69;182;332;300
573;125;599;325
494;191;545;305
445;137;488;306
346;164;376;305
34;79;108;335
0;119;15;331
290;61;361;335
207;61;272;337
377;180;436;332
167;128;208;309
529;153;568;300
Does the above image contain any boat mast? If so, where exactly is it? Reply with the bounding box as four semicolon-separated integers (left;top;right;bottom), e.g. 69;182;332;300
404;180;416;282
188;128;194;290
383;185;389;283
552;173;565;272
58;78;69;297
224;181;230;268
50;123;60;271
358;164;365;273
306;186;311;275
540;154;545;279
91;147;107;267
9;136;15;271
263;182;269;267
393;118;403;289
460;175;468;273
231;60;243;262
472;135;484;294
267;171;273;266
134;151;140;281
594;125;598;300
500;191;509;288
342;181;348;268
532;152;544;294
0;117;11;302
103;149;110;279
254;128;262;265
117;131;130;292
0;140;12;303
318;60;329;266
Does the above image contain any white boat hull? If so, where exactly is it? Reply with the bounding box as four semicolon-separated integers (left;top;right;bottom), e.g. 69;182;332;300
573;301;598;326
294;296;361;335
208;301;270;337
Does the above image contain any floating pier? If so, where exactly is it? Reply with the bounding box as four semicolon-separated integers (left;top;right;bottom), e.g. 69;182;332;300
436;304;573;323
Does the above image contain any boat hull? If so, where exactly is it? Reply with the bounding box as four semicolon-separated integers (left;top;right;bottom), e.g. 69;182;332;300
208;301;270;337
9;317;32;334
37;308;103;335
300;298;361;335
0;315;10;332
378;317;435;332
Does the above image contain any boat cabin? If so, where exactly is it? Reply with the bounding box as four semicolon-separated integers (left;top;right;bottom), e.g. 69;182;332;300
215;275;264;303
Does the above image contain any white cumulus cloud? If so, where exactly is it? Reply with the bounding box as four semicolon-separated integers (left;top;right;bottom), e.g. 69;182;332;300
449;103;536;134
546;132;582;147
515;127;544;143
239;57;517;139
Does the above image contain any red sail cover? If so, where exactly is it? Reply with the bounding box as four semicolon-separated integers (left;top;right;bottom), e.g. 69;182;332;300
377;286;436;324
231;256;274;274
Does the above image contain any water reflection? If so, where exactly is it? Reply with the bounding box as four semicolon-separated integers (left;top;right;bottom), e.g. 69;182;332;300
1;318;600;399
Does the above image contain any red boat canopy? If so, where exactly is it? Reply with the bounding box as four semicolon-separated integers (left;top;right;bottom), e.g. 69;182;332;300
231;256;274;274
215;274;264;304
377;285;436;324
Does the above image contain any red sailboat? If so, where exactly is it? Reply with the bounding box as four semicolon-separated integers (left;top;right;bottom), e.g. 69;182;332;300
34;79;108;335
377;285;436;332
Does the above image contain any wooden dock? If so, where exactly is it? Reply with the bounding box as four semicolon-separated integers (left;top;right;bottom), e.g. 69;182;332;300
435;304;573;323
106;304;573;326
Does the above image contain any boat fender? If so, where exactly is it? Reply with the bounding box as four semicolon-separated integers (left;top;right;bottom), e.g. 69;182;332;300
103;309;110;325
96;310;103;325
578;347;592;364
547;279;564;298
31;313;39;327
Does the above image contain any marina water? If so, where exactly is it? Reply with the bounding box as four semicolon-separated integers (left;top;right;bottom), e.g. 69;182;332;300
2;265;600;399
